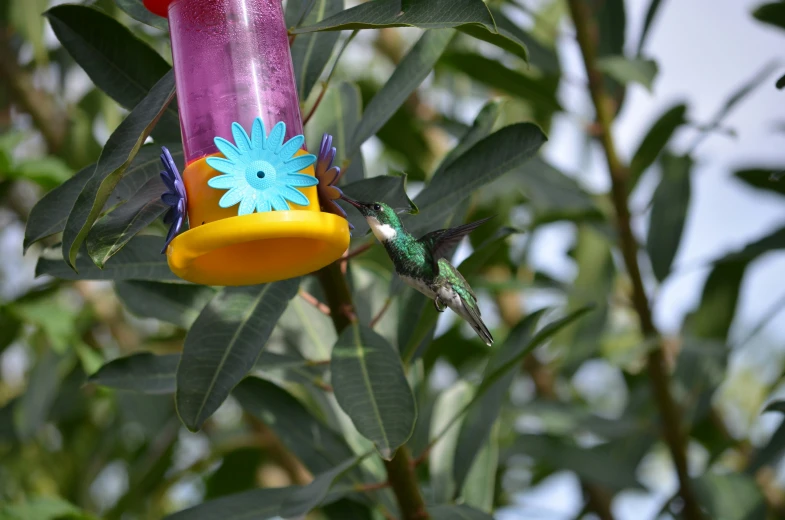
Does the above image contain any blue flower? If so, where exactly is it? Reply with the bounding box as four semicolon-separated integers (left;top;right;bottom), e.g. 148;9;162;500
159;146;186;254
206;118;318;215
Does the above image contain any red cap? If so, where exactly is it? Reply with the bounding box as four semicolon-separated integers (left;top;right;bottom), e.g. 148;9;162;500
143;0;177;18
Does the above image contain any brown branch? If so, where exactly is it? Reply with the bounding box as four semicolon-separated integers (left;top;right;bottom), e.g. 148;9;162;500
370;298;393;328
316;262;429;520
0;29;67;153
565;1;702;519
299;289;331;315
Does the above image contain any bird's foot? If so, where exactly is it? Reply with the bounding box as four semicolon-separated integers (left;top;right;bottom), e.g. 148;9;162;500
433;298;445;312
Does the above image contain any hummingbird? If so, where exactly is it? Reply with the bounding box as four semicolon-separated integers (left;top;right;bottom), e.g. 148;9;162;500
341;196;494;345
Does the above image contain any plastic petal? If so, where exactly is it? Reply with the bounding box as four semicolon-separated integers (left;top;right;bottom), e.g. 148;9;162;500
251;117;266;151
271;193;290;211
214;137;243;162
206;157;241;175
207;175;237;189
219;187;245;208
278;134;304;159
281;154;316;174
256;198;271;213
284;173;319;187
238;195;256;216
266;121;286;152
231;122;252;155
281;185;309;206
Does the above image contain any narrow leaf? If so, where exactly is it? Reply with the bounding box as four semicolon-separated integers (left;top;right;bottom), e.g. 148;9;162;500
115;0;169;31
430;381;474;503
86;177;167;267
647;154;692;281
348;29;455;154
24;144;182;252
440;52;561;112
293;0;529;61
429;504;493;520
460;421;498;512
290;0;344;100
753;2;785;31
37;236;181;282
164;485;296;520
629;103;687;191
597;56;658;91
433;100;504;177
176;279;300;431
693;472;766;520
637;0;663;54
115;281;215;328
61;71;177;269
407;123;547;237
279;456;367;517
234;377;356;474
89;353;180;394
45;4;179;141
453;310;546;489
735;167;785;197
331;322;416;459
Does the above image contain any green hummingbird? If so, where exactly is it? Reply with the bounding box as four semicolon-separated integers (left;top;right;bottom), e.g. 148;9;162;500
341;196;494;345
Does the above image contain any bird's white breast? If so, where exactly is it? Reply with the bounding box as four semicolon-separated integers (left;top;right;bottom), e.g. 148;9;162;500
367;217;397;242
400;275;436;299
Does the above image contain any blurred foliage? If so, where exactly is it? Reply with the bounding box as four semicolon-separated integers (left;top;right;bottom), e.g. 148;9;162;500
2;0;785;519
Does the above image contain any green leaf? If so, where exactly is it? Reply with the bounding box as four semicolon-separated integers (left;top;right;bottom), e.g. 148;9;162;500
429;504;493;520
348;29;455;154
37;236;181;282
14;349;68;441
747;419;785;473
90;351;328;395
777;73;785;89
407;123;547;237
693;472;766;520
489;7;559;74
647;154;692;282
686;260;745;341
460;421;498;512
510;434;646;490
115;281;215;328
764;400;785;414
86;177;167;267
433;100;504;178
0;307;21;354
331;322;416;459
597;0;626;57
735;167;785;197
637;0;664;54
204;447;264;499
24;144;178;252
453;310;546;490
290;0;344;100
629;103;688;191
89;353;180;394
234;377;356;474
0;496;87;520
45;4;179;142
430;381;474;503
440;52;561;112
753;2;785;31
279;455;367;517
597;56;658;91
61;71;177;270
115;0;169;31
164;485;296;520
513;157;598;221
293;0;529;62
341;174;417;234
6;157;72;190
304;81;364;182
176;279;300;431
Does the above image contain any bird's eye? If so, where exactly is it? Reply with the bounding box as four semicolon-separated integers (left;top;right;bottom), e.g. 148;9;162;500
373;204;381;211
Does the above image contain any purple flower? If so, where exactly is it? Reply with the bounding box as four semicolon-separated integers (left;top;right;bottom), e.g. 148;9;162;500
315;133;353;229
159;146;187;253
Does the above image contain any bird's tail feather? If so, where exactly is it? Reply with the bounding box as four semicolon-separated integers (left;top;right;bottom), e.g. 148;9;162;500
461;301;493;346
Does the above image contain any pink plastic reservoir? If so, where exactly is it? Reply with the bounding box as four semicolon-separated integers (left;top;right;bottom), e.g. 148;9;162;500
165;0;303;164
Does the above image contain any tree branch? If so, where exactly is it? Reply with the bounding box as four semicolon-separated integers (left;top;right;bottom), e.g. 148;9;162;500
565;1;702;519
316;262;430;520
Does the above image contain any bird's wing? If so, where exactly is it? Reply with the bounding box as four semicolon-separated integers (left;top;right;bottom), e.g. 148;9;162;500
418;216;494;272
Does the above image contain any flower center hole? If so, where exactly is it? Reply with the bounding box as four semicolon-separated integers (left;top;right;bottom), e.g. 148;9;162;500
256;171;265;179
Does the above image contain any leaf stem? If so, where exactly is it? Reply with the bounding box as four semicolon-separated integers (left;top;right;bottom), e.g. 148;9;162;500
565;1;702;518
302;30;358;126
299;289;331;315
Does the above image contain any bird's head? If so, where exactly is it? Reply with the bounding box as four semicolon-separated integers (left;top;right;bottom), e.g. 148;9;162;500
340;196;402;242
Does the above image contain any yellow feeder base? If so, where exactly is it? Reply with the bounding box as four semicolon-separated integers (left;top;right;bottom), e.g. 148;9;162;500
165;211;350;286
165;152;350;286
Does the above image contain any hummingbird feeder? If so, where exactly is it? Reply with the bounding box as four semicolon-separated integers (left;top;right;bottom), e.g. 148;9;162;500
143;0;350;286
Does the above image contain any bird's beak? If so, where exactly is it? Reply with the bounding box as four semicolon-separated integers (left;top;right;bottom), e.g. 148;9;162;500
340;194;364;209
